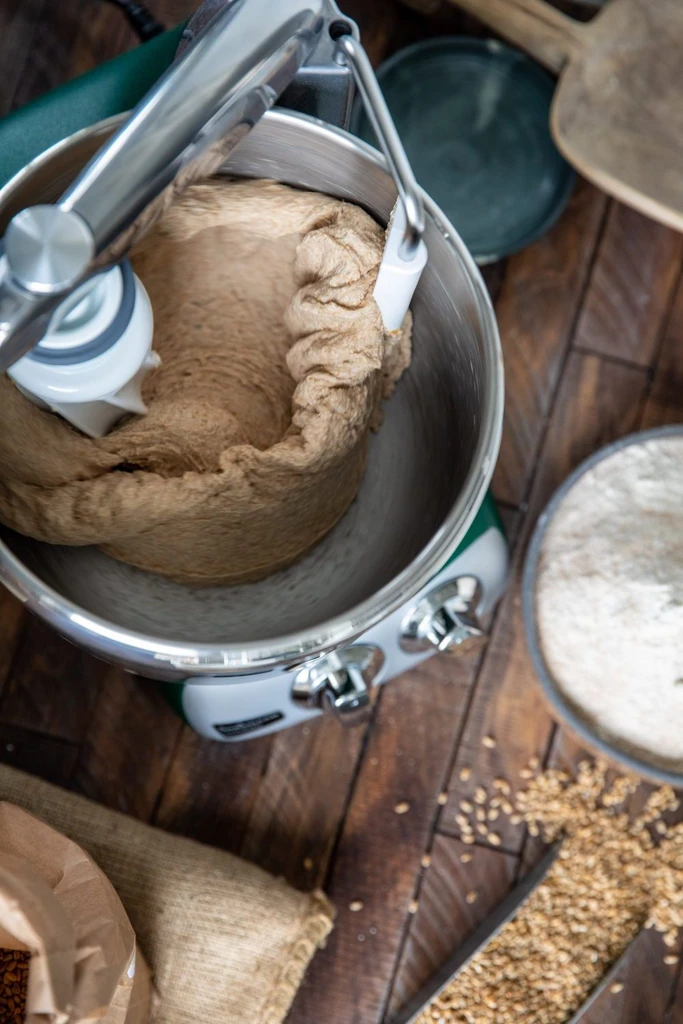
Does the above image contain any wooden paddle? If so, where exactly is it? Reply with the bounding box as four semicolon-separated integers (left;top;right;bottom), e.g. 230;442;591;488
447;0;683;231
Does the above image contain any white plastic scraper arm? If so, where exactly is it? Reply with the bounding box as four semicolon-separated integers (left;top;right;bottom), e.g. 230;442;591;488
9;264;158;438
374;201;428;333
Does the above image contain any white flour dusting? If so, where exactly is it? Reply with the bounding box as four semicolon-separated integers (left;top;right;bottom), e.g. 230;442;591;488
535;434;683;765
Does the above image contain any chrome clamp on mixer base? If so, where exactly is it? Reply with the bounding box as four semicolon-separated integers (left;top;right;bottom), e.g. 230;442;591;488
173;503;507;740
0;0;508;741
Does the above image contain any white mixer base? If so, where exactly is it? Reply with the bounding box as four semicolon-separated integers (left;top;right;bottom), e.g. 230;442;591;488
173;525;508;740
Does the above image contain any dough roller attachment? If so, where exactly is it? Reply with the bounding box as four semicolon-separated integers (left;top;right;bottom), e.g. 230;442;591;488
0;0;427;435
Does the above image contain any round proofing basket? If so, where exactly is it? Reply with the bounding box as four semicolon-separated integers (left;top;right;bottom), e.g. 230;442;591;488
522;424;683;787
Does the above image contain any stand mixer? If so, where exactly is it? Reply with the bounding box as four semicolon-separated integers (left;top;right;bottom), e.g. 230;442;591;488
0;0;508;740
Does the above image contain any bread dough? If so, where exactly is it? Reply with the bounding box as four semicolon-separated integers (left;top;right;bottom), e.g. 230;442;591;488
0;179;411;585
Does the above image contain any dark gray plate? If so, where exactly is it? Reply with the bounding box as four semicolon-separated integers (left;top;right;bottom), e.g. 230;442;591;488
352;37;575;264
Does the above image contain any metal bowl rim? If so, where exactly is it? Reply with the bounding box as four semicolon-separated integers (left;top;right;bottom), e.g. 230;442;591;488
522;423;683;786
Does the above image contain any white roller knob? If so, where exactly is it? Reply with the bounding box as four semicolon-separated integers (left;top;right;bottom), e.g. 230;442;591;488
8;260;158;438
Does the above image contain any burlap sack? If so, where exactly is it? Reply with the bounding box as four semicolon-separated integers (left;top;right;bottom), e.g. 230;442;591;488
0;765;333;1024
0;806;153;1024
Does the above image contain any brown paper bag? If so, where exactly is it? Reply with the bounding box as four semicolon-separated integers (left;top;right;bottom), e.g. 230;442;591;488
0;765;334;1024
0;803;153;1024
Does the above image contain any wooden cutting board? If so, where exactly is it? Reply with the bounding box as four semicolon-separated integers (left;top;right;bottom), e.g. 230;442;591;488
447;0;683;231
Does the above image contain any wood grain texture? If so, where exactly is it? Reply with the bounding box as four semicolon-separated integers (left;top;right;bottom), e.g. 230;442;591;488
579;932;679;1024
0;0;48;114
290;653;481;1024
440;352;649;853
0;723;79;787
573;203;683;365
387;833;517;1019
549;0;683;235
70;670;182;820
666;960;683;1024
641;271;683;429
491;178;607;505
156;704;372;892
0;617;104;741
342;0;399;66
67;3;139;78
0;593;24;696
496;503;522;550
238;714;371;891
480;260;507;305
153;727;272;855
10;0;83;110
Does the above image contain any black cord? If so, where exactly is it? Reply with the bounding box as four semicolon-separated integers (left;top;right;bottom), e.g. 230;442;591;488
98;0;166;41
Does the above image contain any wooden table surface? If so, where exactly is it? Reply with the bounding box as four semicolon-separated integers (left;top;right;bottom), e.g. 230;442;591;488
1;1;682;1021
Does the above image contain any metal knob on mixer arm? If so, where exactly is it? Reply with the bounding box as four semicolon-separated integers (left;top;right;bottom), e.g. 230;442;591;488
4;206;95;296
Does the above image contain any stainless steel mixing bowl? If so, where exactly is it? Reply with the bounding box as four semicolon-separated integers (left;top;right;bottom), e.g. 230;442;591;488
0;109;503;678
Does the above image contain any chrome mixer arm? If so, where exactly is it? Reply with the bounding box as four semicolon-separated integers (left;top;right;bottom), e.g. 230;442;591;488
0;0;426;371
0;0;348;371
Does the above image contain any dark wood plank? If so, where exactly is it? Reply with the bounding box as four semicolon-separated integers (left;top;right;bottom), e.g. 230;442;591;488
0;0;48;114
386;0;486;50
343;0;398;66
492;180;607;506
0;592;24;694
665;958;683;1024
7;0;192;111
238;713;372;891
153;727;273;855
0;616;104;741
156;696;373;891
289;651;482;1024
439;352;649;853
0;722;78;787
70;670;182;820
496;502;522;550
387;833;517;1020
66;3;138;78
480;259;507;305
152;0;208;29
581;931;677;1024
9;1;83;110
573;203;683;367
641;271;683;430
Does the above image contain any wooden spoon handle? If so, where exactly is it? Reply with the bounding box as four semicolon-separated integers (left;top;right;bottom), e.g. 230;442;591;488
446;0;584;73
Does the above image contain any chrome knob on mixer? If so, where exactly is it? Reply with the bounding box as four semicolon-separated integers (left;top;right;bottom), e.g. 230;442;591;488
4;206;95;295
291;645;385;724
400;576;486;655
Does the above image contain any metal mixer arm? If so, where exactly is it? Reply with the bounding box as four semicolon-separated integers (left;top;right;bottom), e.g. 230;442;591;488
60;0;333;258
0;0;427;371
0;0;341;370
